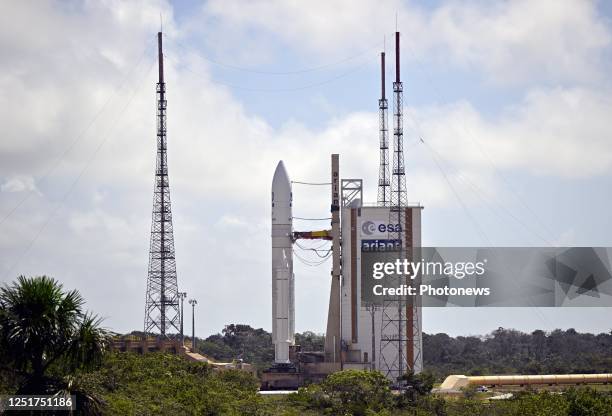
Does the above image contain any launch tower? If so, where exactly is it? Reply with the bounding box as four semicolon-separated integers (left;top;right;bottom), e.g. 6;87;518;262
144;32;181;337
379;31;422;381
377;51;390;206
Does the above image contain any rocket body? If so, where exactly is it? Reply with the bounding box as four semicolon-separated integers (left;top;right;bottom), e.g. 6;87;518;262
271;161;295;363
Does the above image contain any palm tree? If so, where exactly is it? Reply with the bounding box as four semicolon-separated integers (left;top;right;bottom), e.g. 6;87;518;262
0;275;110;393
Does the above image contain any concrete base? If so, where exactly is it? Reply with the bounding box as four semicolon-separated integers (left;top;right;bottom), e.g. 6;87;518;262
261;363;300;390
110;336;255;375
260;361;342;390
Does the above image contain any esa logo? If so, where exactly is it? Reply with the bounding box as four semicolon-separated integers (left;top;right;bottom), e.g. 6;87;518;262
361;221;402;235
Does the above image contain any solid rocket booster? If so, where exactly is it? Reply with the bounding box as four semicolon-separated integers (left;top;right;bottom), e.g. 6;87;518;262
271;161;295;363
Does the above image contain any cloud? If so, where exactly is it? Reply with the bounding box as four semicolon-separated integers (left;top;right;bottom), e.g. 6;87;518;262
200;0;417;56
411;87;612;177
429;0;611;85
216;214;249;228
198;0;611;85
1;0;611;338
1;175;39;193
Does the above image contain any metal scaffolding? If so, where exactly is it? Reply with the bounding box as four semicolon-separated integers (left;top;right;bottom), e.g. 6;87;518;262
377;51;390;207
379;31;421;382
144;32;181;338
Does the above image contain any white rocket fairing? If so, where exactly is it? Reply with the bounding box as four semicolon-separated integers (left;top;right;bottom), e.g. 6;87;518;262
271;161;295;363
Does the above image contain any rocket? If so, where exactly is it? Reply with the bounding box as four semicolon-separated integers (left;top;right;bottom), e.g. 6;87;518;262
271;161;295;364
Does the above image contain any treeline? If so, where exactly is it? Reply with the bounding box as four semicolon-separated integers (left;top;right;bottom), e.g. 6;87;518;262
424;327;612;379
193;324;612;378
195;324;324;369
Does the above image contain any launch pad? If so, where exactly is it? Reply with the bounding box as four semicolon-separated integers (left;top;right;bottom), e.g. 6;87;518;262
261;346;340;390
263;155;423;389
264;31;423;390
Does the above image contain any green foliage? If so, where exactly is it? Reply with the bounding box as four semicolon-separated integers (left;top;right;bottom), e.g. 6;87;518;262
196;324;324;370
322;370;393;415
423;328;612;380
295;331;325;351
0;275;110;395
290;369;393;415
518;391;570;416
565;387;612;416
197;324;274;369
285;370;612;416
197;325;612;381
460;385;477;400
446;389;612;416
79;352;267;415
395;371;436;408
195;324;612;381
3;276;611;416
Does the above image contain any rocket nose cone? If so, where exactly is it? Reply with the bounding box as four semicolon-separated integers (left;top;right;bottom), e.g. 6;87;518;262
272;161;292;228
272;160;291;190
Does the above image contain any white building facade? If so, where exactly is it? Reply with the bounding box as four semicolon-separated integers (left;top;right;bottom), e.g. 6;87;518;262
339;205;423;376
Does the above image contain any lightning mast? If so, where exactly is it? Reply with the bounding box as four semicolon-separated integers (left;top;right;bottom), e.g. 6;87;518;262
144;32;181;338
377;51;390;206
379;31;421;382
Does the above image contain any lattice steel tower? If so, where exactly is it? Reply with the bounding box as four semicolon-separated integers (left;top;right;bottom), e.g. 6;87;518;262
377;51;390;206
144;32;181;337
379;31;421;382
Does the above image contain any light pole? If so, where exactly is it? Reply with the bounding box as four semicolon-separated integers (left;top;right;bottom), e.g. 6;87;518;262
189;299;197;351
178;292;187;345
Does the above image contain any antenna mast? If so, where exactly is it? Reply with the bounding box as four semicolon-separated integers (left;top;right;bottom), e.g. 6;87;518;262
379;31;421;383
144;32;181;338
377;51;390;206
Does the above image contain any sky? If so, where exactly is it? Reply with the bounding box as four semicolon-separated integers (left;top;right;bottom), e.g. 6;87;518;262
1;0;612;338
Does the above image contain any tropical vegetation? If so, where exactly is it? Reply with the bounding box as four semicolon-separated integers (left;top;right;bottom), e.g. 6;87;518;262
2;276;612;415
0;275;109;406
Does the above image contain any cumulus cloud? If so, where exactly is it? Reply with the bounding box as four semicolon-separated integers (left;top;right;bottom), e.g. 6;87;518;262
410;87;612;177
1;0;611;337
429;0;611;85
199;0;611;85
1;175;39;193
